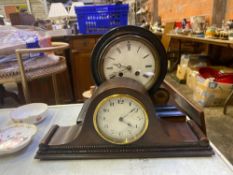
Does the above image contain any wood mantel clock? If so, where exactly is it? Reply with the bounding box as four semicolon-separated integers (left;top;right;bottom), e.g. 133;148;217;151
35;26;213;160
91;25;167;94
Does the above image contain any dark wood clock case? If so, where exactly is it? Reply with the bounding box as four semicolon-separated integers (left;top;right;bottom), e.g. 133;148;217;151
91;25;168;94
35;78;213;160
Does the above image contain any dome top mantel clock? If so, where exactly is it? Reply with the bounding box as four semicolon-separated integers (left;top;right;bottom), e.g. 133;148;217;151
91;25;167;94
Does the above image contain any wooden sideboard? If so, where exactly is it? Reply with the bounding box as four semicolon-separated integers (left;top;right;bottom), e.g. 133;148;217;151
69;35;100;102
52;35;101;103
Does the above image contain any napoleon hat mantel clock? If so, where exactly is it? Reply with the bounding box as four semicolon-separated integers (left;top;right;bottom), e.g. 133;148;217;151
35;26;213;160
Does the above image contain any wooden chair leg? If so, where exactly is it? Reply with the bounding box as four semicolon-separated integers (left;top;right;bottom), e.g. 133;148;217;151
21;78;30;103
16;52;30;104
52;74;59;104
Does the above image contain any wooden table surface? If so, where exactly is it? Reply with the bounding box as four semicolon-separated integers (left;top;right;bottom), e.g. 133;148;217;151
0;104;232;175
168;33;233;48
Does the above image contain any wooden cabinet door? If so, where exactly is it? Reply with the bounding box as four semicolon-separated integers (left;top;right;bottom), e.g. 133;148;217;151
71;51;95;102
69;36;101;102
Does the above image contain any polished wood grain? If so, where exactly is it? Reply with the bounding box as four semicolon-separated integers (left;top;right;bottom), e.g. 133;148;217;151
71;38;96;52
70;36;99;102
36;78;213;160
71;52;94;102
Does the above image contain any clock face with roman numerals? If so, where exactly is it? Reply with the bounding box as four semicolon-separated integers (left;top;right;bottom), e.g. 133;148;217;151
91;26;167;93
93;94;148;144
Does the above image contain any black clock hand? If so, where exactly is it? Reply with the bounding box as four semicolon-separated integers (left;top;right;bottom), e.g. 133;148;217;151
113;63;122;68
119;108;136;121
109;69;129;78
113;63;132;70
119;119;133;127
109;65;132;78
119;110;135;127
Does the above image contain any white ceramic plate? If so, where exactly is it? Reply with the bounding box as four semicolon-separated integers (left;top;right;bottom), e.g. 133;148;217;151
0;123;37;156
10;103;48;124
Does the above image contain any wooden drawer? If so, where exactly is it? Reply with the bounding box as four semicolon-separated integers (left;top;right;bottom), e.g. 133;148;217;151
71;38;96;52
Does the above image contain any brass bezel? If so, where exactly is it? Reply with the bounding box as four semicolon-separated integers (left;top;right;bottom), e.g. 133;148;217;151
93;94;149;145
98;35;161;90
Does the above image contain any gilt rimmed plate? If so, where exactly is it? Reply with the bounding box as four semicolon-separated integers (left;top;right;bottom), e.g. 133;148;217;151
0;123;37;156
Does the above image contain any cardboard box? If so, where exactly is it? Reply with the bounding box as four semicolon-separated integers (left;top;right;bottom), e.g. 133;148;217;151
193;75;233;106
176;54;207;82
186;67;199;90
176;64;187;81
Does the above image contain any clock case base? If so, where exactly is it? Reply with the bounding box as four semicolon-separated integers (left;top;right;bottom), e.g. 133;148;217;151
35;122;213;160
35;79;213;160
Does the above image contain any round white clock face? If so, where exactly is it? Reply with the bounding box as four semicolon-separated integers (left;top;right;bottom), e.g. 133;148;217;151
93;94;148;144
99;35;161;90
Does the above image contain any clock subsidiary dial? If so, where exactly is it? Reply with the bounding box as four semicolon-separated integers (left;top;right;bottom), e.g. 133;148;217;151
93;94;149;145
92;26;167;93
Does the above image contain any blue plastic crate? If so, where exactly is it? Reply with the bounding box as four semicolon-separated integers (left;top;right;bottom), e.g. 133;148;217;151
75;4;129;34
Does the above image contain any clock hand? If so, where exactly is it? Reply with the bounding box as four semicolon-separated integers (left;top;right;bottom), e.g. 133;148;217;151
109;65;133;78
118;108;135;127
113;63;122;68
113;63;132;71
119;119;133;127
109;69;129;78
119;108;136;121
